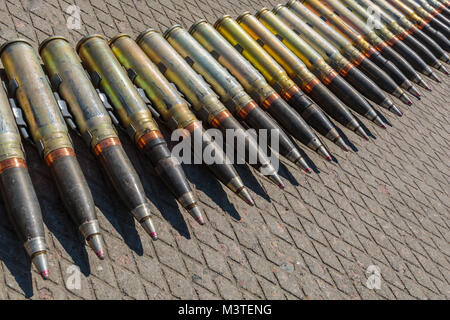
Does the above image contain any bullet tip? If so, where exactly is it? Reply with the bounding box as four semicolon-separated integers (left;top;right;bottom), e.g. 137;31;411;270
305;167;312;174
431;73;441;83
326;155;332;161
189;206;205;226
96;250;105;260
317;145;331;161
343;146;349;152
150;232;158;241
87;234;106;261
268;173;285;190
381;124;387;129
238;188;255;206
32;253;50;280
40;270;49;280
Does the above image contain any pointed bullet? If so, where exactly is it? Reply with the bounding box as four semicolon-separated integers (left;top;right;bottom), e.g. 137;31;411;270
32;253;49;280
407;86;421;99
391;105;403;117
398;93;413;106
335;137;350;152
417;78;431;90
189;206;205;225
237;187;255;206
295;157;310;172
317;145;332;160
355;126;369;140
140;218;158;240
268;173;285;189
87;234;106;260
429;72;441;83
373;116;387;129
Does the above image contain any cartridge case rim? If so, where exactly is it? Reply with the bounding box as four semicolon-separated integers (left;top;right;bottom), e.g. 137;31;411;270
214;14;233;29
236;11;252;23
38;36;70;55
272;4;286;14
254;8;270;19
136;28;158;45
76;34;107;54
188;19;208;35
108;33;132;47
0;38;33;57
163;24;183;39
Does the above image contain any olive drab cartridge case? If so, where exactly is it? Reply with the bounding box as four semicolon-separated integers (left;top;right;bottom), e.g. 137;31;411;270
136;29;285;189
372;0;449;64
76;35;195;230
190;20;348;152
349;0;449;75
0;75;49;279
246;11;369;139
401;0;450;37
296;0;420;99
322;0;429;89
286;1;412;107
38;37;179;232
109;34;254;206
339;0;441;82
425;0;450;20
272;5;395;124
386;0;450;51
164;25;312;169
0;39;106;259
410;0;450;29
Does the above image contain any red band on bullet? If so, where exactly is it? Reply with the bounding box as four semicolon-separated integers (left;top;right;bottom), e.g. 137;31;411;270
322;70;338;85
237;101;257;119
363;47;377;59
0;158;27;174
45;147;75;166
387;35;400;46
339;63;354;77
137;130;163;149
407;25;418;34
302;78;320;93
184;121;202;134
261;92;280;110
417;20;428;29
281;85;301;100
211;110;232;128
351;54;365;67
375;41;388;52
94;137;122;156
397;31;408;40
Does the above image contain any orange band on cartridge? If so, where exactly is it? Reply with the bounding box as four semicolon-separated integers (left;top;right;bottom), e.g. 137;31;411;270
281;85;301;100
0;158;27;174
407;25;418;34
302;78;320;93
387;36;400;46
375;41;388;52
363;47;377;59
261;92;280;110
417;20;427;29
184;121;203;134
238;101;257;119
211;110;232;128
322;70;338;85
45;147;75;166
351;54;365;67
339;63;354;77
397;31;408;40
94;137;122;156
137;130;163;149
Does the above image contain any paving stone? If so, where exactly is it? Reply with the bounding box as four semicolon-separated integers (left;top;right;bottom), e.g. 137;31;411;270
0;0;448;301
